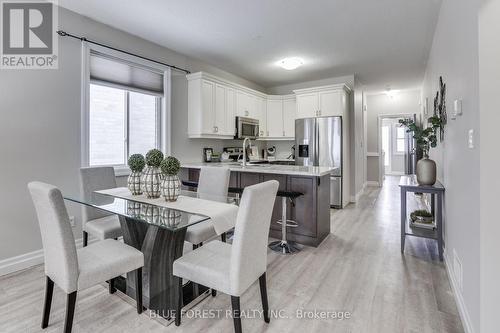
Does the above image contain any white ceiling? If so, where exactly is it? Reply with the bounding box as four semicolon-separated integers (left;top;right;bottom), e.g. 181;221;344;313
59;0;442;91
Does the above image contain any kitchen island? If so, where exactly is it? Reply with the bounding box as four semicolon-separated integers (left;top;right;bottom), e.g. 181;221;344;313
180;162;333;247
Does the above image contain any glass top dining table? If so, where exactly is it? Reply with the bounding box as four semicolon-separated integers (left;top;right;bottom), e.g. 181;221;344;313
64;189;237;232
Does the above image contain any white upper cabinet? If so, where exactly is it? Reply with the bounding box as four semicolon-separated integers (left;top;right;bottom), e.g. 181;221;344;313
214;83;226;134
225;87;235;136
283;96;296;137
265;95;295;139
319;90;346;117
296;92;318;119
187;72;266;139
254;96;266;137
187;72;349;140
295;84;350;119
236;90;254;118
266;98;283;137
200;80;215;134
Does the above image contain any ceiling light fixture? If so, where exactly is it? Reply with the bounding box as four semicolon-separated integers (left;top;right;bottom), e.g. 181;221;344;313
385;87;398;99
278;57;304;70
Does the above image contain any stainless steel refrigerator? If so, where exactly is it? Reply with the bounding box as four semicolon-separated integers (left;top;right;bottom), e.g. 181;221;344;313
295;117;342;208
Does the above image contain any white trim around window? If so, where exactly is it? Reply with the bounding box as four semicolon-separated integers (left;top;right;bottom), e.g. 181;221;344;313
81;42;172;176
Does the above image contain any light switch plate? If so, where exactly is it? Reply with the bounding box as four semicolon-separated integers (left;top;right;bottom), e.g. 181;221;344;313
468;129;474;149
69;216;75;227
453;99;462;119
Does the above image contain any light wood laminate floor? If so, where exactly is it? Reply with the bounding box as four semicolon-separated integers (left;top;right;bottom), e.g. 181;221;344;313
0;176;463;332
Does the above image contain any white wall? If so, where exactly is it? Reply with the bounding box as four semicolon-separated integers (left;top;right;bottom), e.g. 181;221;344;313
365;90;422;182
422;0;480;332
352;78;366;198
478;0;500;332
0;6;266;262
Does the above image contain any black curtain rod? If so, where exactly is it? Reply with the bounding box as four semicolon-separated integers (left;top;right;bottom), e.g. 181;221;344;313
57;30;191;74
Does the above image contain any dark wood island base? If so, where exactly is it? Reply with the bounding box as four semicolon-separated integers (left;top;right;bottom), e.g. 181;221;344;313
184;168;331;247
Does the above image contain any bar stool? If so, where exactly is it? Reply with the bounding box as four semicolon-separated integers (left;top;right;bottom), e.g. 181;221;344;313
268;190;303;254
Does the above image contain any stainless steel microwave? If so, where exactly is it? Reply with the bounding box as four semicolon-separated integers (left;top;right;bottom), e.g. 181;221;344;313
235;116;259;139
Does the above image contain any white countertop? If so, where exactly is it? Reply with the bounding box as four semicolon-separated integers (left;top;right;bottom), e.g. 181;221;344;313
181;162;337;177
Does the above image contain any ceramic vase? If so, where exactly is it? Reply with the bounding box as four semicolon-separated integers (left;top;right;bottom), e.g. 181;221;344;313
416;157;437;186
127;171;143;195
141;166;162;198
161;174;181;202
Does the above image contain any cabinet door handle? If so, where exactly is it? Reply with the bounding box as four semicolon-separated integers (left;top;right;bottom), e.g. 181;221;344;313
215;126;218;132
283;131;285;136
267;131;269;136
319;110;321;116
245;110;249;116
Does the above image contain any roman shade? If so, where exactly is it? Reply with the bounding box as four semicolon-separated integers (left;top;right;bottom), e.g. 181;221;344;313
90;50;164;95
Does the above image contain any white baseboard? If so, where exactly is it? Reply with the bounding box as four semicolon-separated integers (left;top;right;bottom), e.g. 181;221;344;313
0;237;96;277
350;183;367;203
385;171;405;176
444;250;474;333
365;181;380;187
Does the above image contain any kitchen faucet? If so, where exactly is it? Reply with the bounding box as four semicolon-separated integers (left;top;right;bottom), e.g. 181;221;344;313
242;137;251;167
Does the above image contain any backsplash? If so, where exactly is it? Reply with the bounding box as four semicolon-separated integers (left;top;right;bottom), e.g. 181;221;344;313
266;140;295;159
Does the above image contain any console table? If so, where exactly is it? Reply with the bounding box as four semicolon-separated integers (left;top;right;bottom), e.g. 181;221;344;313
399;175;445;261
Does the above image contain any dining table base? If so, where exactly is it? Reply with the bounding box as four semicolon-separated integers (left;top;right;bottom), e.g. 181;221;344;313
117;216;205;318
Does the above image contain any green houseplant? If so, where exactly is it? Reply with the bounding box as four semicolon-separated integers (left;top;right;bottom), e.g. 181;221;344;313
127;154;145;195
141;149;164;198
160;156;181;202
399;116;443;185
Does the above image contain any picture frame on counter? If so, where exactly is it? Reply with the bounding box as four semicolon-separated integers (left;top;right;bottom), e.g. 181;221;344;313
203;148;213;162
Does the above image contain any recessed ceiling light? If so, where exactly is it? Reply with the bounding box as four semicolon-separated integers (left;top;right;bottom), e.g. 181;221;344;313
278;57;304;70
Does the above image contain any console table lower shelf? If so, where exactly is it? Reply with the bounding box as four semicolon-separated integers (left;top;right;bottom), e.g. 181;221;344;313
399;175;445;261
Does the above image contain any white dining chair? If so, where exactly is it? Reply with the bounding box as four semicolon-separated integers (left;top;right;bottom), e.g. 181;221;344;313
79;167;121;247
173;180;279;333
185;167;231;248
28;182;144;333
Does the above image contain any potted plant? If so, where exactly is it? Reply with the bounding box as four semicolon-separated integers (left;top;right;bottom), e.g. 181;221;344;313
160;156;181;202
399;116;442;185
142;149;164;198
127;154;145;195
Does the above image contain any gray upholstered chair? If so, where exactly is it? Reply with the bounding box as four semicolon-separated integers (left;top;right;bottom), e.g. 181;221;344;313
28;182;144;333
79;167;121;246
173;180;279;333
185;166;231;248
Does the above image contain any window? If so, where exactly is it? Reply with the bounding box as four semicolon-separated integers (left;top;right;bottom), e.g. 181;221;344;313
82;44;171;174
89;84;160;166
395;125;406;154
